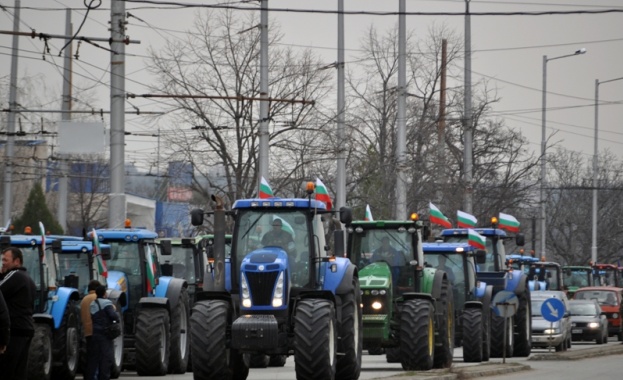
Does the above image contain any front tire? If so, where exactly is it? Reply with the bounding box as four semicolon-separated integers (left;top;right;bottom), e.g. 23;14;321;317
400;299;435;371
434;278;454;368
135;308;171;376
490;315;514;358
462;308;483;363
294;299;337;380
336;279;362;379
169;287;190;374
110;304;124;379
513;289;532;357
52;300;80;380
27;323;53;380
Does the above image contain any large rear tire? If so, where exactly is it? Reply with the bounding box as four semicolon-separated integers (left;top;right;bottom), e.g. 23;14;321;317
135;307;170;376
462;308;483;363
385;347;400;363
168;287;190;374
336;279;362;379
294;299;337;380
190;300;249;380
513;289;532;357
52;300;80;380
400;299;434;371
490;315;514;358
27;323;53;380
434;278;454;368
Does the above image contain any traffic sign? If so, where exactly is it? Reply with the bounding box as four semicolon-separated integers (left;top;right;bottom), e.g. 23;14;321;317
541;297;565;322
492;290;519;318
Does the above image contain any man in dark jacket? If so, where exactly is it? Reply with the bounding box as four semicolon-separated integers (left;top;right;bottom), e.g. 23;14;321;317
0;247;36;380
0;290;9;355
86;285;119;380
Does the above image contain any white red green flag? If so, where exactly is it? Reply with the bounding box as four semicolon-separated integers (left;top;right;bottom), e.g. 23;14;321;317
457;210;477;228
259;176;274;199
499;212;520;233
92;228;108;278
145;245;157;293
38;221;46;262
365;204;374;221
468;229;486;250
429;203;452;228
315;178;333;210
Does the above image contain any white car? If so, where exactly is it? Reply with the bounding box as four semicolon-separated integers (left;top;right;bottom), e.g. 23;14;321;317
531;291;572;351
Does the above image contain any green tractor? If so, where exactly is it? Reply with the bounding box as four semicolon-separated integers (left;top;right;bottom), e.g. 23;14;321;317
346;214;454;370
562;266;592;297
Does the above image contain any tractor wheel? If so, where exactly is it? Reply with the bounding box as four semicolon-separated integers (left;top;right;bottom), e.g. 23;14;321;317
168;287;190;374
367;347;384;355
190;300;249;380
513;289;532;357
434;278;454;369
294;299;337;380
490;315;514;358
462;308;483;363
336;279;362;379
482;308;491;362
385;347;400;363
51;300;80;380
27;323;52;380
249;354;270;368
136;308;171;376
110;303;125;379
400;299;434;371
268;354;287;367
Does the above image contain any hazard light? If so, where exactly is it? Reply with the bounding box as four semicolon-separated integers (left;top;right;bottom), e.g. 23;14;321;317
124;219;132;228
306;181;315;194
410;213;418;221
24;226;32;234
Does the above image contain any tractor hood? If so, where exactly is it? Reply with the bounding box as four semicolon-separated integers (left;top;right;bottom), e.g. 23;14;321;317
359;262;392;289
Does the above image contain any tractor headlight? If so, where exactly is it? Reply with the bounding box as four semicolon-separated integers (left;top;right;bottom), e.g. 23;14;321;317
613;313;619;319
241;274;251;308
372;301;383;310
272;272;285;307
588;322;600;329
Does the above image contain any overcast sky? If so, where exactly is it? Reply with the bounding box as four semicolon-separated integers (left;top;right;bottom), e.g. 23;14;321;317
1;0;622;173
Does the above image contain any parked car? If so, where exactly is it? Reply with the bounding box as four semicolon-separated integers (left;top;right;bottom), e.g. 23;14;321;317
568;299;608;344
531;291;572;351
573;286;623;341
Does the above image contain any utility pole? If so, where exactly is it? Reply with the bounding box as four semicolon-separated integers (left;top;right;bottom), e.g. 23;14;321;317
436;39;448;204
258;0;269;187
395;0;407;220
108;0;127;228
58;9;72;233
336;0;345;210
2;0;20;224
463;0;473;214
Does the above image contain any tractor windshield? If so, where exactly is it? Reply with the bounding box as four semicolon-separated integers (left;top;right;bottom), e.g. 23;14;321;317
55;252;91;294
527;265;561;290
423;250;469;312
592;268;618;287
563;268;590;288
444;236;502;271
21;244;47;291
165;245;196;283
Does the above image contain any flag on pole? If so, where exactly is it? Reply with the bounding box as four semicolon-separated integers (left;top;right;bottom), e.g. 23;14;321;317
364;204;374;221
145;245;157;293
429;203;452;228
0;218;10;233
259;176;274;199
38;221;46;263
315;178;333;211
498;212;520;233
92;228;108;278
457;210;477;228
468;229;487;250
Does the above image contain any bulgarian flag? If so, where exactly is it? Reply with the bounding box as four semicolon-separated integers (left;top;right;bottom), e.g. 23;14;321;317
499;212;520;233
38;221;46;263
145;245;157;293
468;229;486;250
259;176;274;199
457;210;477;228
364;204;374;221
315;178;333;211
429;203;452;228
92;228;108;278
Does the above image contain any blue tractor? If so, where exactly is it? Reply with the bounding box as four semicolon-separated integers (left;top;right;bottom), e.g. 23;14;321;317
189;190;362;380
92;224;190;375
440;222;531;358
0;234;82;380
507;255;563;292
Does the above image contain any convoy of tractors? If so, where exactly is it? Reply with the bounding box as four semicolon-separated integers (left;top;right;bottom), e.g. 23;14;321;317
2;185;622;380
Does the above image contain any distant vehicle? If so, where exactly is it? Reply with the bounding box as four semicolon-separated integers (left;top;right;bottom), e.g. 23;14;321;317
530;291;572;351
562;266;592;297
573;287;623;341
591;263;620;287
568;299;608;344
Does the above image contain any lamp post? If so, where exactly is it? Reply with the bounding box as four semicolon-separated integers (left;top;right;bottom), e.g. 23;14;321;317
540;48;586;259
592;76;623;264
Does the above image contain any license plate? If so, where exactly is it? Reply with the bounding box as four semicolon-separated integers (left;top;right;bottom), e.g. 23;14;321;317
572;329;582;334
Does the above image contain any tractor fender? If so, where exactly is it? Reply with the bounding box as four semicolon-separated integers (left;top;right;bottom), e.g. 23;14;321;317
137;296;170;311
401;292;434;303
482;285;494;314
50;287;80;329
430;268;447;301
335;263;358;295
195;290;233;304
504;269;524;294
160;276;188;311
106;289;127;308
296;290;336;304
322;257;352;294
464;300;483;310
511;273;527;296
33;312;54;329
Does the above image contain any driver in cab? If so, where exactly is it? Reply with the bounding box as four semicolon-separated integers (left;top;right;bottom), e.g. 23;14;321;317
261;218;294;252
372;237;405;267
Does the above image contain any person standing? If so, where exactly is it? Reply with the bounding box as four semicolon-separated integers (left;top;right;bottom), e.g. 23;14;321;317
0;247;36;380
86;285;119;380
81;280;102;378
0;290;9;355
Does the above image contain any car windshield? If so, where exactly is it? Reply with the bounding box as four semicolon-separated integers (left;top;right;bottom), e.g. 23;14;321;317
569;302;598;316
575;290;619;306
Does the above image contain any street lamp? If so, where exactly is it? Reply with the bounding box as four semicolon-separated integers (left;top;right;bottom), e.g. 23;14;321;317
591;76;623;264
540;48;586;260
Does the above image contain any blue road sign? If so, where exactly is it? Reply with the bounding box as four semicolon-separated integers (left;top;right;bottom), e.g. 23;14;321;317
541;297;565;322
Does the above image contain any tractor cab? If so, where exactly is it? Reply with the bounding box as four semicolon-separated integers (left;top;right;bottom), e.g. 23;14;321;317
591;263;620;287
562;266;592;296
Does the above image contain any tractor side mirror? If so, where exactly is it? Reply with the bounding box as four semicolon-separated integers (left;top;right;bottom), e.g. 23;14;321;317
0;236;10;249
100;246;111;260
339;206;353;225
191;209;205;226
422;226;431;241
160;240;172;256
475;250;487;264
333;230;345;258
52;240;62;253
515;233;525;247
161;263;173;277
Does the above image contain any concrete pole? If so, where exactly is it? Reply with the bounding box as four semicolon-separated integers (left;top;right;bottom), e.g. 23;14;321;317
58;9;72;233
108;0;127;228
258;0;269;187
3;0;20;224
463;0;473;214
436;39;447;204
395;0;407;220
540;55;547;259
591;79;599;264
336;0;345;210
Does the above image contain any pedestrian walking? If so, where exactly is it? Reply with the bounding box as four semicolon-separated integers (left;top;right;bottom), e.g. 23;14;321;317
86;285;119;380
0;247;36;380
81;280;102;379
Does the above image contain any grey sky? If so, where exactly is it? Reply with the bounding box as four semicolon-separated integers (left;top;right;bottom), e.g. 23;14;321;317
1;0;622;171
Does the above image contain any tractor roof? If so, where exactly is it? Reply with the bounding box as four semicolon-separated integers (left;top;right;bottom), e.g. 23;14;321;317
93;228;158;241
440;228;508;237
351;220;416;228
233;198;327;210
422;241;477;252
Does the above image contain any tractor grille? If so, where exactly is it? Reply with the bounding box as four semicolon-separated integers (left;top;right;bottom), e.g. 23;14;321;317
246;271;279;306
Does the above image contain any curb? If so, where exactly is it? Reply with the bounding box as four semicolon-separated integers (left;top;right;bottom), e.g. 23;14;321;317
529;343;623;361
371;362;530;380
